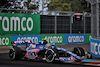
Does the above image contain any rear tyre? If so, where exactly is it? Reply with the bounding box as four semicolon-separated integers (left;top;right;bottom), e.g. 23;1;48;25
73;47;85;56
9;47;22;60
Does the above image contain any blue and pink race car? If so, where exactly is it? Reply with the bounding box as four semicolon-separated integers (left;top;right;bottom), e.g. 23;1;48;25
9;40;92;63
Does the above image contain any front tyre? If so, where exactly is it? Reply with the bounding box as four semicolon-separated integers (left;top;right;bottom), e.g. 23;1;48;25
45;49;56;62
73;47;85;56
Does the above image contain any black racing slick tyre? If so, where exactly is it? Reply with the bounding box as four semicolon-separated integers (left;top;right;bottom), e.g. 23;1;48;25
73;47;85;56
9;47;22;60
45;49;57;62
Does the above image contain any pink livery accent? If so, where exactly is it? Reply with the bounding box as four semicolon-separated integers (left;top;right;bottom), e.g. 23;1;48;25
25;49;40;59
71;57;76;60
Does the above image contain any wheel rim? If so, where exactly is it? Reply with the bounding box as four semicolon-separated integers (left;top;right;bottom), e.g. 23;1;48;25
9;49;15;59
46;50;53;60
45;49;55;62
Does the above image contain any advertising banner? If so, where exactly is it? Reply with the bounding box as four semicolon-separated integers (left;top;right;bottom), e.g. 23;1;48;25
64;34;86;44
90;38;100;58
0;36;12;46
86;34;91;43
12;35;40;46
0;13;40;34
12;35;40;42
41;35;64;44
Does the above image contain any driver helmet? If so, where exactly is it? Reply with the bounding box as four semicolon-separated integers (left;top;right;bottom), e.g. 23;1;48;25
42;38;48;44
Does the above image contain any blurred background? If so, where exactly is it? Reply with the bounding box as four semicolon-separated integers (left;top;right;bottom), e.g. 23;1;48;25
0;0;92;34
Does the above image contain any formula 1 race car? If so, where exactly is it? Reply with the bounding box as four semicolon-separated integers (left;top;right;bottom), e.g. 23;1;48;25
9;40;92;63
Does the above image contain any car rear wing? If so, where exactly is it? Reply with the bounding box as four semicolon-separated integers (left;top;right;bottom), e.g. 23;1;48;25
11;40;32;44
11;40;32;47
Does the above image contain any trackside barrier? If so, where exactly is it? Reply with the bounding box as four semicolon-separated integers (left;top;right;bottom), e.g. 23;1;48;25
90;38;100;58
0;13;40;34
0;34;90;46
86;34;91;43
40;35;64;44
0;36;12;47
64;34;86;44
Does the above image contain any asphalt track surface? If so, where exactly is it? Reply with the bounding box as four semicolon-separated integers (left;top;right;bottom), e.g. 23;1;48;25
0;43;92;67
0;53;92;67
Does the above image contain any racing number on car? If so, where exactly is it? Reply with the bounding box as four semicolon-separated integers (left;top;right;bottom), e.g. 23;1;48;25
28;51;36;57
